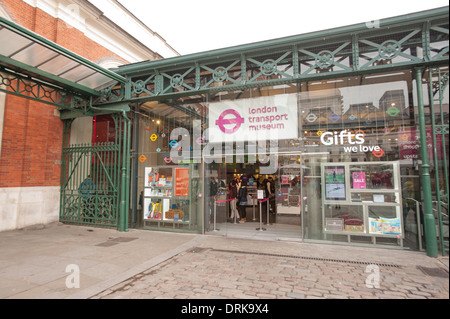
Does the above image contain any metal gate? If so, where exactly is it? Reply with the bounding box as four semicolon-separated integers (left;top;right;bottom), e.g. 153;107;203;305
59;114;130;230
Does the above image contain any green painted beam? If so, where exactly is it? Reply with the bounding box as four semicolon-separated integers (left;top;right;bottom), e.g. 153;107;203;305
59;102;131;120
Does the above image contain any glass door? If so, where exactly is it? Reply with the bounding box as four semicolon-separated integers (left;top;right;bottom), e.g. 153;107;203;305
275;153;303;240
301;153;329;241
204;156;228;235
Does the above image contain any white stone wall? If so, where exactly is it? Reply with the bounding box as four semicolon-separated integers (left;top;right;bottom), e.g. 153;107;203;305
0;186;60;232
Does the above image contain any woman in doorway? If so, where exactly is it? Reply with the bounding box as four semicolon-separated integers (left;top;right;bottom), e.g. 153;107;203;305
238;180;248;223
235;176;241;192
228;180;239;222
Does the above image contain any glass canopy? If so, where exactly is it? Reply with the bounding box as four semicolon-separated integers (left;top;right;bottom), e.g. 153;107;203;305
0;17;126;96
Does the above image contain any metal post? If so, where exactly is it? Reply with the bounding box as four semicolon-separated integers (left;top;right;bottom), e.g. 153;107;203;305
213;200;219;231
131;103;139;229
415;67;438;257
416;200;424;251
119;111;130;232
125;113;131;232
257;200;266;231
233;199;238;224
252;196;256;221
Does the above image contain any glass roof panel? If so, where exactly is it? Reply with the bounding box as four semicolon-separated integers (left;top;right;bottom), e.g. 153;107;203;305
78;72;116;90
59;64;97;83
10;43;58;67
0;28;33;57
39;54;79;75
1;17;126;94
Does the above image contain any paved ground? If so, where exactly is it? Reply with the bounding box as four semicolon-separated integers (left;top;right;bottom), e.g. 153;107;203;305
0;222;448;301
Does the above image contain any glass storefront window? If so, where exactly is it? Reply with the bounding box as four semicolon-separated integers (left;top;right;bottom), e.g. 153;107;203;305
133;95;206;234
128;66;446;251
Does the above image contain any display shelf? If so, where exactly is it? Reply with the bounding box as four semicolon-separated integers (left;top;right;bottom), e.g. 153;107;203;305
321;161;403;244
143;166;191;226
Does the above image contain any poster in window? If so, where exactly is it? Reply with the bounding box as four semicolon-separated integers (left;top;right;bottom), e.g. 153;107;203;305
352;172;366;189
369;217;402;236
175;168;189;197
325;166;346;201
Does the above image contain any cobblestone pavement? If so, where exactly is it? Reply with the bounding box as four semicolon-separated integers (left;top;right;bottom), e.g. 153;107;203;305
93;238;449;300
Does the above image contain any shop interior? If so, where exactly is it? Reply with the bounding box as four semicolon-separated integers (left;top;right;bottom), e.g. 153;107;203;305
205;154;303;241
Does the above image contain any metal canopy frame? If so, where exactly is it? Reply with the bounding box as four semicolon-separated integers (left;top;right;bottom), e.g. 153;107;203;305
99;6;449;106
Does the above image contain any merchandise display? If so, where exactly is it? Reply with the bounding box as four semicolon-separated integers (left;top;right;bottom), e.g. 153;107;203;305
321;161;404;243
143;166;190;224
165;209;184;220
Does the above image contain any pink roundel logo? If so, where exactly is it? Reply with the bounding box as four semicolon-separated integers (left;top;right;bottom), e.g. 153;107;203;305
215;109;245;134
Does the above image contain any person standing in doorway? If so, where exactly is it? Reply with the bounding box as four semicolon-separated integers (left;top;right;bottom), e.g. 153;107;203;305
207;177;218;231
235;176;241;192
266;176;276;214
238;180;248;223
228;180;239;222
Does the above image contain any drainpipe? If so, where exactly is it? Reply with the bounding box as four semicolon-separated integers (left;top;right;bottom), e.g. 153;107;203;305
415;67;438;257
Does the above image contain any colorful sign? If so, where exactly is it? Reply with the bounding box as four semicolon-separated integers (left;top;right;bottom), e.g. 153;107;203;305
399;127;443;161
352;172;366;189
174;168;189;197
215;109;245;134
324;166;346;201
139;155;147;163
320;129;384;158
208;93;298;143
369;217;402;236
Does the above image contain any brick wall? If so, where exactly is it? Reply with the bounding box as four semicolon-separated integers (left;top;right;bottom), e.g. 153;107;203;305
0;96;62;187
0;0;126;188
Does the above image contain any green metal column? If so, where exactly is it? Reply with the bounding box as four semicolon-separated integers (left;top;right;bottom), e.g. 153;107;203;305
131;103;139;228
119;111;130;232
415;67;438;257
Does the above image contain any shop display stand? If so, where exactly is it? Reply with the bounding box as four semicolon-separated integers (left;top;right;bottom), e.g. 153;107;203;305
321;161;404;247
143;166;192;230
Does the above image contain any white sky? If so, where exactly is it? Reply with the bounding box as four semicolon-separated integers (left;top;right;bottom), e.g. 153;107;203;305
117;0;448;55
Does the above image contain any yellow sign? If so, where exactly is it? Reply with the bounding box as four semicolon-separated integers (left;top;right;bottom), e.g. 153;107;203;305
139;155;147;163
150;134;158;141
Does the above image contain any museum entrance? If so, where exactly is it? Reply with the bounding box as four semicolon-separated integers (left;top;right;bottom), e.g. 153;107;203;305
204;153;303;241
